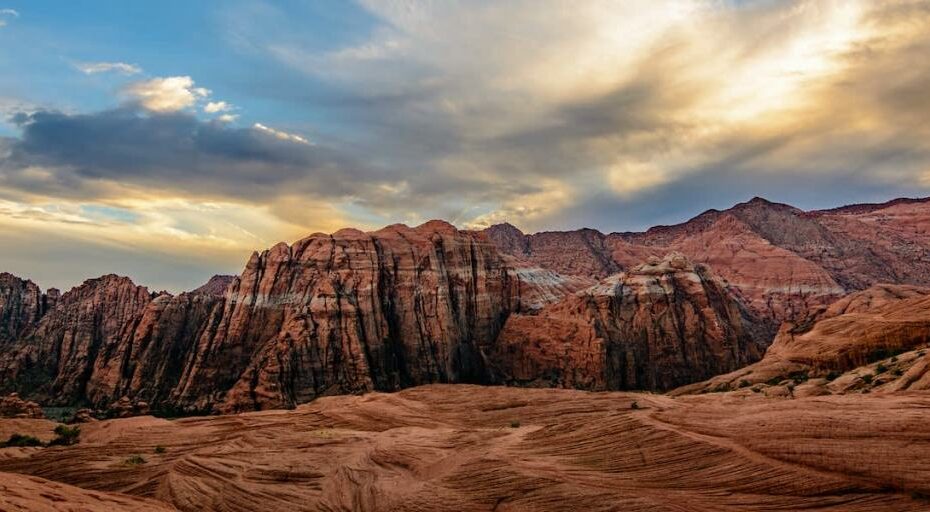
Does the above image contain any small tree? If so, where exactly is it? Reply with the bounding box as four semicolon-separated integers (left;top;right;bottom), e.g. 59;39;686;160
48;425;80;446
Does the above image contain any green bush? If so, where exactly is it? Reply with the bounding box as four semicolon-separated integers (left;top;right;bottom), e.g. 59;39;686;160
125;454;147;465
860;374;874;384
47;425;80;446
876;364;887;374
509;420;521;428
893;368;904;377
1;433;43;448
766;376;784;386
824;371;840;381
630;401;640;410
738;380;751;388
154;445;167;454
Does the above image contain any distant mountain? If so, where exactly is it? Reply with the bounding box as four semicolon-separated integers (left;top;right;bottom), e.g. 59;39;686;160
1;197;929;411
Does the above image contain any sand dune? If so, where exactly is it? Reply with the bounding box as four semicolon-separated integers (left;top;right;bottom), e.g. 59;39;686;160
2;384;930;511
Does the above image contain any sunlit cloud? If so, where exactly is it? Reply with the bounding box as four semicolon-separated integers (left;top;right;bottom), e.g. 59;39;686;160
252;122;310;144
123;76;210;112
2;0;930;290
204;101;232;113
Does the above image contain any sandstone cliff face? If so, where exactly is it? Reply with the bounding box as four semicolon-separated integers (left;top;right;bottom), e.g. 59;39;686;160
0;275;154;403
180;221;516;412
0;222;519;412
0;273;50;344
490;253;765;391
486;197;930;326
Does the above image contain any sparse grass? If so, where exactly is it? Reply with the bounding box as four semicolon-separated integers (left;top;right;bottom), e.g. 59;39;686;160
1;433;43;448
154;445;167;454
125;454;147;466
510;420;521;428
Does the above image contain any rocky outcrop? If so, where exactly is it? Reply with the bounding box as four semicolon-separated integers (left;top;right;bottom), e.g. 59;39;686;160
486;197;930;326
0;222;518;412
484;224;621;278
0;393;45;419
183;221;517;412
0;273;51;345
675;284;930;395
190;275;235;297
490;253;765;391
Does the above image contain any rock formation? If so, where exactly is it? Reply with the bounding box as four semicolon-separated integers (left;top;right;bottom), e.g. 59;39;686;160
0;273;55;345
0;222;520;412
4;384;930;511
490;253;765;391
0;393;45;419
486;197;930;325
675;284;930;395
2;196;930;413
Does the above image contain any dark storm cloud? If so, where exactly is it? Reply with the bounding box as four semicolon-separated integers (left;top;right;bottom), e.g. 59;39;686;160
1;108;384;202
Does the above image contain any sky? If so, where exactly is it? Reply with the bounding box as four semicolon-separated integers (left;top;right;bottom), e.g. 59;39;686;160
1;0;929;292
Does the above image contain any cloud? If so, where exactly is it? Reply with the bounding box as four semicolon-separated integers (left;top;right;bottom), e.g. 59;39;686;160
74;61;142;75
4;1;930;292
122;76;210;112
252;123;310;144
0;7;17;27
203;101;231;113
247;0;930;232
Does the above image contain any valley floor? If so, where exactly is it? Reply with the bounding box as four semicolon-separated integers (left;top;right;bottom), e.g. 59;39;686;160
2;384;930;511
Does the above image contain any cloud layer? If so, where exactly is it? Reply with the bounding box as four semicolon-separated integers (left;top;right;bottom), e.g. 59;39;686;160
2;0;930;290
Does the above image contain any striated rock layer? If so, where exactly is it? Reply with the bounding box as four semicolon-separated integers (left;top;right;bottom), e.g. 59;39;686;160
486;196;930;325
490;253;765;391
675;284;930;395
0;273;57;345
0;222;520;412
3;385;930;511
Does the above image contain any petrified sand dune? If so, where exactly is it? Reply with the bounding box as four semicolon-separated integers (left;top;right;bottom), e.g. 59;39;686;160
677;284;930;395
2;385;930;511
0;471;175;511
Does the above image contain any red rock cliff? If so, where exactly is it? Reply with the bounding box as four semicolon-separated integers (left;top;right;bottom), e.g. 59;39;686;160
490;253;765;391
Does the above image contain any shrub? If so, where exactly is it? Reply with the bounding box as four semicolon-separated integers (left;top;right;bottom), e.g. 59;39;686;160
738;380;751;388
788;371;809;383
47;425;80;446
751;386;762;393
125;454;147;465
876;364;888;374
509;420;521;428
630;401;640;410
1;433;43;448
824;371;840;381
893;368;904;377
861;374;874;384
766;376;784;386
154;445;167;454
